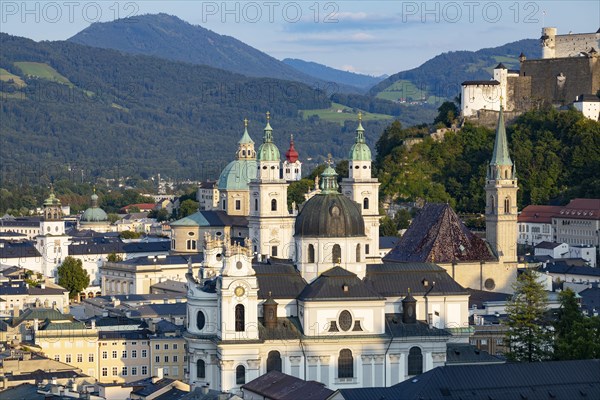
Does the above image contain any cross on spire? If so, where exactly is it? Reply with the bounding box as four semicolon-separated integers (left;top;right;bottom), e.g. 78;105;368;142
326;153;333;166
244;118;248;127
266;111;270;121
358;111;362;122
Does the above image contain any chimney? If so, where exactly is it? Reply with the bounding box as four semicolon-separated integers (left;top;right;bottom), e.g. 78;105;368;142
263;292;278;329
152;367;164;383
401;290;417;324
91;320;96;329
201;385;210;395
33;318;39;331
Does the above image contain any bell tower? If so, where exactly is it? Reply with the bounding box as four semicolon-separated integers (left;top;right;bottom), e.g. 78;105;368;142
485;106;518;262
340;113;381;261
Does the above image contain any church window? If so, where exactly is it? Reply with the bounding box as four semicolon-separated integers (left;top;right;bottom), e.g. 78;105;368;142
490;196;495;214
338;349;353;378
355;244;361;262
242;150;246;156
186;240;196;250
308;244;315;263
504;197;510;214
363;198;369;210
236;365;246;385
332;244;341;264
196;311;205;330
484;278;496;290
266;351;282;373
339;310;352;331
171;239;175;249
222;200;226;209
236;261;243;270
271;199;277;211
235;200;241;210
197;360;205;379
286;168;290;173
365;244;370;254
505;169;509;179
271;246;278;257
235;304;245;332
254;199;258;211
408;347;423;376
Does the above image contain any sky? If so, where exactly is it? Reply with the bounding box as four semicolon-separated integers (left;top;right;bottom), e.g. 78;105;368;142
1;1;598;75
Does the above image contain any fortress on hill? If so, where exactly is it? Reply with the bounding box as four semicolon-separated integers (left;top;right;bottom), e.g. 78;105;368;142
461;27;600;122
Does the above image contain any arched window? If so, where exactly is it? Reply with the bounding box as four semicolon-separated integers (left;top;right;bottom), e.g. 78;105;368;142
490;196;495;214
266;351;282;373
408;347;423;376
236;365;245;385
235;304;245;332
338;349;353;378
363;197;369;210
505;169;509;179
242;150;246;156
197;360;205;379
332;244;341;264
271;199;277;211
196;311;205;330
355;244;361;262
504;197;510;214
308;244;315;263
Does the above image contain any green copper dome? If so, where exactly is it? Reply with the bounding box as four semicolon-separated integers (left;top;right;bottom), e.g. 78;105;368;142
81;191;108;223
257;114;280;162
44;188;61;206
217;159;258;190
349;119;372;161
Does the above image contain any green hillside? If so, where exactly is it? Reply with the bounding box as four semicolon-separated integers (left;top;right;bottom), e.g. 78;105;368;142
300;102;393;125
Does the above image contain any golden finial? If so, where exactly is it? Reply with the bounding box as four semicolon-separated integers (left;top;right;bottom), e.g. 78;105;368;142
327;153;333;166
290;133;294;141
358;111;362;122
93;185;96;194
244;118;248;128
336;257;341;264
266;111;270;121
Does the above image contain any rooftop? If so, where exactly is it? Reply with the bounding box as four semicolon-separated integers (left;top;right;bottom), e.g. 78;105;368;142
242;370;333;400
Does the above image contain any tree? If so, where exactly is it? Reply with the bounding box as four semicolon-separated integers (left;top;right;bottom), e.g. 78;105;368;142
554;288;600;360
57;257;90;299
379;215;398;236
120;230;142;239
505;269;552;362
433;101;458;127
107;252;123;262
178;199;199;218
287;178;313;209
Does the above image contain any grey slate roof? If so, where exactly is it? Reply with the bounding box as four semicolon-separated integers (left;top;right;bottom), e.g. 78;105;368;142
383;203;496;264
385;314;451;338
120;253;203;266
68;238;169;256
467;288;512;309
379;236;400;249
337;359;600;400
579;286;600;316
298;267;384;301
365;262;468;296
445;343;505;365
242;370;333;400
0;239;41;259
538;262;600;277
254;261;307;299
535;241;563;249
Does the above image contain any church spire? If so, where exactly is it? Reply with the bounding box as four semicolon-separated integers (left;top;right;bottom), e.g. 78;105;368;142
319;154;339;194
285;134;299;163
257;111;280;163
489;105;512;167
349;112;371;162
263;111;273;142
236;118;255;160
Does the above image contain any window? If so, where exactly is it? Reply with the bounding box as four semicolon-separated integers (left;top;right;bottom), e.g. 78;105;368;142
408;347;423;376
339;310;352;331
338;349;353;378
235;199;241;210
173;344;178;350
187;239;196;250
164;356;169;362
77;354;83;363
132;367;138;376
308;244;315;263
363;197;369;210
102;368;108;377
504;197;510;214
365;244;370;254
271;245;278;257
267;351;282;373
112;367;118;376
164;344;169;350
121;366;127;376
102;351;107;359
142;350;147;358
197;360;206;379
142;366;148;375
132;350;137;358
236;365;246;385
66;354;72;363
155;344;160;350
54;355;60;362
122;350;127;358
222;199;226;209
271;199;277;211
235;304;245;332
112;351;117;359
173;366;179;376
355;244;361;262
155;356;160;363
490;196;495;214
173;355;178;362
332;244;341;264
197;310;206;330
254;198;258;211
89;354;94;362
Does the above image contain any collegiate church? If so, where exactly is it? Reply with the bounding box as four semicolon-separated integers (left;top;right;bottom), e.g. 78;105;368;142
176;110;520;394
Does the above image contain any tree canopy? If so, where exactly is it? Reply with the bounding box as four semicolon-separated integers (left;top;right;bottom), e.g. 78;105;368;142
57;257;90;299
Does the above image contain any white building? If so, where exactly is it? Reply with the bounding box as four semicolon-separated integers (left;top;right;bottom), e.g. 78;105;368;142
573;94;600;121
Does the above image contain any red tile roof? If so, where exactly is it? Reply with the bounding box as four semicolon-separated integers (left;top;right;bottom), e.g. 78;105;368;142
518;205;562;223
558;198;600;220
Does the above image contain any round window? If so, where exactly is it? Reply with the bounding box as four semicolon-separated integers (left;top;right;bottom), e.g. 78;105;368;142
188;231;195;237
196;310;206;330
484;278;496;290
236;261;243;270
339;310;352;331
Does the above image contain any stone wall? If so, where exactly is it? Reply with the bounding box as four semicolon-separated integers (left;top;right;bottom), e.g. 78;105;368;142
554;32;600;58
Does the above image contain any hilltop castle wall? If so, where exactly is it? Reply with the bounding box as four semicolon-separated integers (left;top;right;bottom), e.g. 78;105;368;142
542;27;600;59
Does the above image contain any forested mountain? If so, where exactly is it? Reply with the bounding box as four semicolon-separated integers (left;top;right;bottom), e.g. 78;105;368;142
0;33;392;183
370;39;541;102
283;58;387;91
68;14;359;93
375;108;600;213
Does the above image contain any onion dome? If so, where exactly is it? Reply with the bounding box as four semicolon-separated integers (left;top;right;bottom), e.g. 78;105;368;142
81;189;108;222
349;113;371;161
257;111;280;162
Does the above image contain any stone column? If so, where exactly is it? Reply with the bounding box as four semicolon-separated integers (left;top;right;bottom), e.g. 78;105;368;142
289;356;302;378
361;355;373;386
373;354;385;386
319;356;330;386
307;356;319;381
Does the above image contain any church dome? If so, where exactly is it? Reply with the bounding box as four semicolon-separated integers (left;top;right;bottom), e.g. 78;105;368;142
349;119;371;161
285;135;299;163
81;191;108;223
294;162;364;237
257;114;280;162
217;159;258;191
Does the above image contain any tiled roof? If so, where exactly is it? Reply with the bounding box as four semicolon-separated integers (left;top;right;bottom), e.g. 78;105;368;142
535;241;563;249
119;253;203;266
337;359;600;400
68;239;169;256
385;314;451;338
171;210;248;227
0;239;41;259
379;236;400;249
242;370;333;400
579;286;600;315
383;203;495;263
254;262;307;299
154;388;190;400
258;317;302;340
365;263;468;296
445;343;505;365
558;198;600;220
298;267;384;301
538;263;600;277
461;80;500;85
467;288;511;309
13;308;73;326
129;377;177;396
518;205;562;223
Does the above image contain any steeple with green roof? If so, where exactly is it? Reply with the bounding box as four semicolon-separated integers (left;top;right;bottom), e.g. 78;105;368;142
320;154;339;194
348;112;372;162
236;118;256;160
257;111;280;162
487;105;515;180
